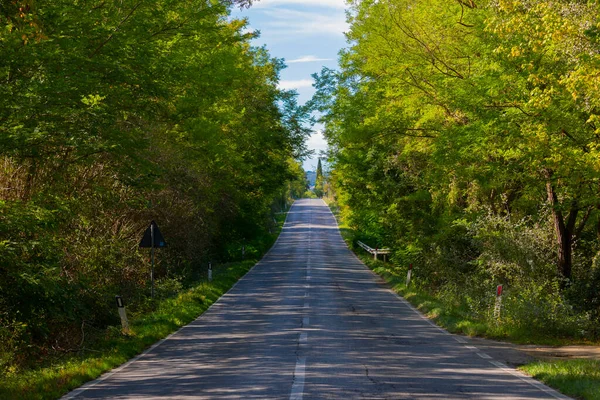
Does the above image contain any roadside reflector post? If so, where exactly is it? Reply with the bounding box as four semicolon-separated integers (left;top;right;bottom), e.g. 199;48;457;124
494;285;503;320
208;262;213;282
115;295;130;334
406;264;413;287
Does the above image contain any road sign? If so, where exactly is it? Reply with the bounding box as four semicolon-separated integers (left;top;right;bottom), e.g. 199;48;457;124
139;221;167;248
139;221;167;298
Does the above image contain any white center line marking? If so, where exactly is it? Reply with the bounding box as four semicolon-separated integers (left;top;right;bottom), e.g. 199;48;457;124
304;302;309;309
300;332;308;343
303;316;309;327
289;357;306;400
477;352;492;359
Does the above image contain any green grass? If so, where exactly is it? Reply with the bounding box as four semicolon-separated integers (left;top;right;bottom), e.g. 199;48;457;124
0;208;288;400
520;359;600;400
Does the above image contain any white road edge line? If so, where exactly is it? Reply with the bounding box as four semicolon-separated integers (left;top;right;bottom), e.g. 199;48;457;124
62;201;298;400
290;356;306;400
489;360;571;400
300;332;308;343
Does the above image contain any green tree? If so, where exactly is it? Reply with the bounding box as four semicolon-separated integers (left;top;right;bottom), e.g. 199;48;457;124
314;158;325;198
0;0;310;372
312;0;600;333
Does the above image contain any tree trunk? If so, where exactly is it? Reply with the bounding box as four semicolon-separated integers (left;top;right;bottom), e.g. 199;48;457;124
545;176;577;283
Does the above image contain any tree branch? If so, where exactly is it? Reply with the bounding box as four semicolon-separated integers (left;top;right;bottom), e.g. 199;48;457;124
89;2;143;58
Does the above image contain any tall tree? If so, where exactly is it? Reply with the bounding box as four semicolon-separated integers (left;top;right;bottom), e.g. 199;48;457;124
313;0;600;284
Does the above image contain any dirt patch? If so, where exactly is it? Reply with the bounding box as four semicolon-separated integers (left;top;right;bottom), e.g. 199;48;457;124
463;336;600;367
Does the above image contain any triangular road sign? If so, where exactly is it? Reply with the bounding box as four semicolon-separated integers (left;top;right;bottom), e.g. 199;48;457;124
139;221;167;248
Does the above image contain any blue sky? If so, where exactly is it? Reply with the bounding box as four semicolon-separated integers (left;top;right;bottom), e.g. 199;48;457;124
230;0;349;172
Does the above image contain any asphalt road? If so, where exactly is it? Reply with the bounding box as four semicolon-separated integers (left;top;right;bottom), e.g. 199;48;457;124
63;199;569;400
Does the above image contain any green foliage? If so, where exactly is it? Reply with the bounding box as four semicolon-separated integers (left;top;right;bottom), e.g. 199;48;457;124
314;0;600;341
0;0;309;376
0;259;257;400
313;158;325;198
521;359;600;400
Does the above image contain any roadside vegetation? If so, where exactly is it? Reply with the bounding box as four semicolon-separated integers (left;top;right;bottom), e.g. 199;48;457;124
314;0;600;349
521;359;600;400
330;201;600;399
316;3;600;398
0;0;310;392
0;211;288;400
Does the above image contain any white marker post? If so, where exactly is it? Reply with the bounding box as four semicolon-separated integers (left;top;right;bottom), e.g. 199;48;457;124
494;285;503;320
115;296;130;334
406;264;413;287
208;262;213;282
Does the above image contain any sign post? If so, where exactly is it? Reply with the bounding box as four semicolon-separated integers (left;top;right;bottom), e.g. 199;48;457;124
406;264;413;287
139;221;167;298
494;285;503;320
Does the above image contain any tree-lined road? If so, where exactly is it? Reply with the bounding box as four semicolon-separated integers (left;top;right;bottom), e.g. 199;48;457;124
64;199;568;399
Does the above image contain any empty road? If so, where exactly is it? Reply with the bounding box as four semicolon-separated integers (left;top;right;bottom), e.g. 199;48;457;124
63;199;568;399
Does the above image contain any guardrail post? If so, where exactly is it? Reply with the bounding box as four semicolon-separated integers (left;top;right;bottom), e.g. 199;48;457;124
374;248;378;260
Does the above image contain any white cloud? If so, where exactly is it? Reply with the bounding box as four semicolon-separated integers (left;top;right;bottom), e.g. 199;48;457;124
287;55;333;64
260;8;348;37
252;0;346;9
278;79;315;90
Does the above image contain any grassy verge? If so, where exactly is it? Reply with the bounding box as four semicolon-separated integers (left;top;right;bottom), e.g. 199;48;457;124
520;360;600;400
0;211;288;400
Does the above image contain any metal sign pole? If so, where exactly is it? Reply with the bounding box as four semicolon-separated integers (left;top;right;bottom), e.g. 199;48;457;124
139;220;166;299
151;223;155;298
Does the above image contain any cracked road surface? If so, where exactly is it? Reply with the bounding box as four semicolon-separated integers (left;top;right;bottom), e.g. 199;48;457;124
63;199;569;400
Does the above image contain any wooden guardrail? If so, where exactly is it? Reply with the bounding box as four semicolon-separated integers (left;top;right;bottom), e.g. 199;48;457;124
357;241;391;261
